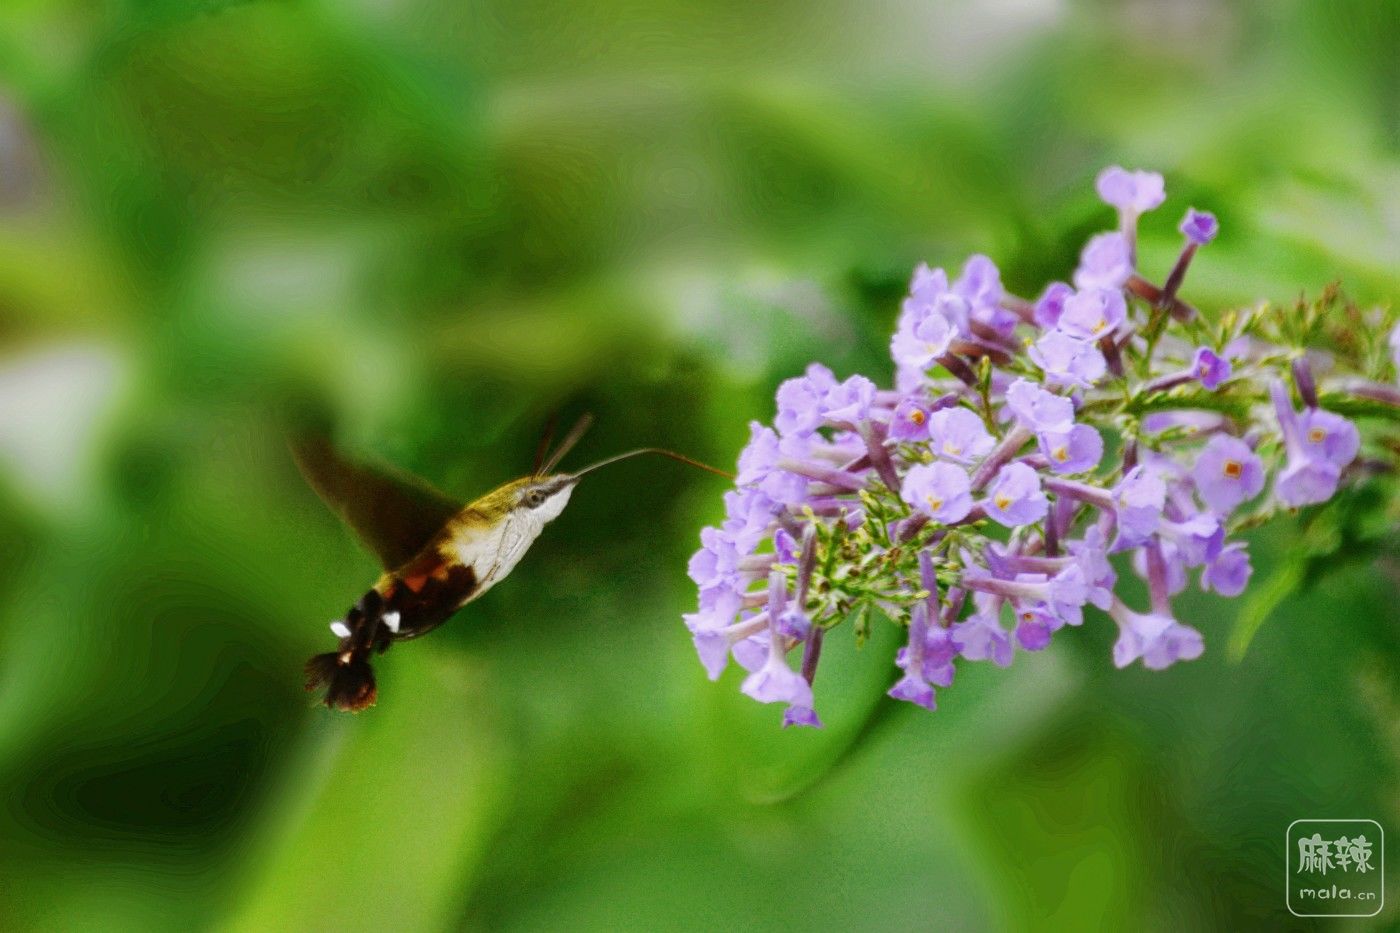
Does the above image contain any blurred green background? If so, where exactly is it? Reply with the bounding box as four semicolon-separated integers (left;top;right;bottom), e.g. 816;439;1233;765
0;0;1397;930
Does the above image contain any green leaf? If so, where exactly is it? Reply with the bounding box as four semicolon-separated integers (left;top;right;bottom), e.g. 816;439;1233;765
1227;557;1306;662
1316;392;1400;422
1124;389;1255;421
221;651;510;931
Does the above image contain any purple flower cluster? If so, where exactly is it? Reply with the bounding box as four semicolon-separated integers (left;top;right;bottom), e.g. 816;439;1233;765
685;167;1397;727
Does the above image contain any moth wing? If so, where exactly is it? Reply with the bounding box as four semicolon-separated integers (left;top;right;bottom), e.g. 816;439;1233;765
290;434;464;571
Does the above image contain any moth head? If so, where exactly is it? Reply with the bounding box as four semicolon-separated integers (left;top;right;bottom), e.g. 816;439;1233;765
515;474;577;523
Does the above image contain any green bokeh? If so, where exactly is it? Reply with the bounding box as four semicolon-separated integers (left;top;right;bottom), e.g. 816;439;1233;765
0;1;1396;930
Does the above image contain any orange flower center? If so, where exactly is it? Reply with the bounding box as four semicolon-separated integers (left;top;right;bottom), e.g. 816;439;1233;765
1308;427;1326;444
910;409;926;425
1223;459;1242;479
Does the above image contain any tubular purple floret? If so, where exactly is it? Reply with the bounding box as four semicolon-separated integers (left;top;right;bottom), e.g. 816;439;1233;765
939;587;967;628
774;457;868;491
1270;379;1303;451
1126;274;1198;323
1143;369;1196;394
1338;378;1400;408
1161;243;1197;304
1143;540;1173;617
859;420;904;492
1043;477;1114;510
795;524;818;606
970;425;1033;491
1292;357;1319;409
960;572;1074;608
918;550;939;614
799;626;825;686
937;352;980;386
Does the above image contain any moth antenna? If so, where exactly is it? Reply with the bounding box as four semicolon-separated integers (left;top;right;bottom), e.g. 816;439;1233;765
541;413;595;475
572;447;734;480
532;412;559;476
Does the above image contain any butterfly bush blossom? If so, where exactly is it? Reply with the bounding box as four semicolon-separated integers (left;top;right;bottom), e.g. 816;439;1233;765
686;167;1400;727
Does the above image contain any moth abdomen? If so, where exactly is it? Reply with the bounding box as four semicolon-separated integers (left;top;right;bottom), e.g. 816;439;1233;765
380;561;480;641
305;561;481;710
305;650;377;712
305;589;394;711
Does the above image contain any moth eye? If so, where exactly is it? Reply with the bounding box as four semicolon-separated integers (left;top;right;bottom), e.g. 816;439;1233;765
526;489;545;507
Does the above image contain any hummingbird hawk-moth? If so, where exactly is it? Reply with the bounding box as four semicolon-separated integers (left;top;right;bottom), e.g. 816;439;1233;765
294;415;726;712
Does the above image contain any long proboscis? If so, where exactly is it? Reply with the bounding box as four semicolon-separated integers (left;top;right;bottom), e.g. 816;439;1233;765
571;447;734;481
